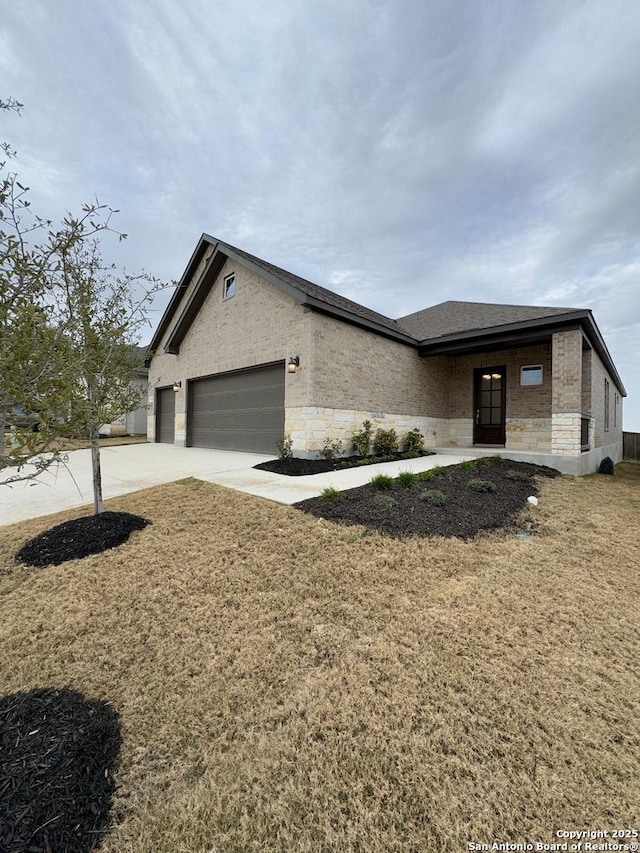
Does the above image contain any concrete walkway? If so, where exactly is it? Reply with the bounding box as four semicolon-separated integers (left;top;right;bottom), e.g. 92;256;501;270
0;443;471;527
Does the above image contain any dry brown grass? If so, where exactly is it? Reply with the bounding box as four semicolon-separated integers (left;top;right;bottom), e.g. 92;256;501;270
1;466;639;852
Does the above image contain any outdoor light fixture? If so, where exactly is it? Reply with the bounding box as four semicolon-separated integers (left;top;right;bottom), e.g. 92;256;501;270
172;381;182;392
287;356;300;374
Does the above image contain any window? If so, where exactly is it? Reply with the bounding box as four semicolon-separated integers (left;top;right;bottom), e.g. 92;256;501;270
604;378;610;431
223;273;236;299
520;365;543;386
614;393;619;427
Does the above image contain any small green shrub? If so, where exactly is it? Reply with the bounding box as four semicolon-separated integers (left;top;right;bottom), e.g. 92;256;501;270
397;470;419;488
373;428;398;457
418;469;436;481
488;454;503;464
459;460;477;473
475;456;491;467
319;437;343;460
319;487;342;503
356;457;375;466
400;450;421;459
370;474;394;491
430;465;447;477
505;469;532;482
376;454;396;463
352;420;373;457
372;493;397;509
402;428;425;454
467;479;497;493
277;433;293;462
420;489;447;506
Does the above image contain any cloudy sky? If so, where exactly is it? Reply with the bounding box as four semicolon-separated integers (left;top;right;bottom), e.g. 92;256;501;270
2;0;639;427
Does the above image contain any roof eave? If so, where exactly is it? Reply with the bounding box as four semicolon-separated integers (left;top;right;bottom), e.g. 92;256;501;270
301;296;417;345
418;311;626;396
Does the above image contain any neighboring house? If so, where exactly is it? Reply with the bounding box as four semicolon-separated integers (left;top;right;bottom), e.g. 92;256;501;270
99;346;149;437
146;235;625;474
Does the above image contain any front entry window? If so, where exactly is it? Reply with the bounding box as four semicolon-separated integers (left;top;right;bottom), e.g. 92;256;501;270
474;366;506;445
480;372;503;425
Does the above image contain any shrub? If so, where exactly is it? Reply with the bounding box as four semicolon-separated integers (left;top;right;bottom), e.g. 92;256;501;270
370;474;394;491
351;420;373;457
319;487;341;503
467;479;497;493
319;437;343;460
373;428;398;456
505;469;532;482
356;457;375;466
418;465;448;481
459;460;476;473
372;493;397;509
418;469;436;481
402;428;425;454
400;450;421;459
488;454;503;464
397;470;419;488
475;456;491;467
277;433;293;462
420;489;447;506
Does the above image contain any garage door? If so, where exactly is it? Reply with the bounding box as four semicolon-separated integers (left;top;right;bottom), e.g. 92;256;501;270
155;387;175;443
188;363;285;454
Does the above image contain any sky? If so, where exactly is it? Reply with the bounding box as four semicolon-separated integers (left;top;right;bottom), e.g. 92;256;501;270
2;0;639;427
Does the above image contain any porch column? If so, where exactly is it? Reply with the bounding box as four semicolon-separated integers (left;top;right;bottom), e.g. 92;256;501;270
551;329;583;455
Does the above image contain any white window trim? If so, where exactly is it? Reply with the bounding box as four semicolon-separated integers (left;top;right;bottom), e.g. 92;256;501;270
520;364;543;386
223;273;236;300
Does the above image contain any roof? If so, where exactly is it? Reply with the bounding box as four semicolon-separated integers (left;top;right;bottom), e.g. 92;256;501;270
397;301;579;340
147;235;625;395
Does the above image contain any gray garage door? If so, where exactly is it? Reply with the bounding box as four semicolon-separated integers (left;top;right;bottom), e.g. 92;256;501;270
188;363;285;454
155;387;175;443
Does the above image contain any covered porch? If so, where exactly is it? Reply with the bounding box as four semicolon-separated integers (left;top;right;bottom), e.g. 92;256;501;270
422;329;598;473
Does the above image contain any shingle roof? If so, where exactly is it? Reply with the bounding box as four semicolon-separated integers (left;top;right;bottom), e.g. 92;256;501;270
215;239;406;336
397;300;579;340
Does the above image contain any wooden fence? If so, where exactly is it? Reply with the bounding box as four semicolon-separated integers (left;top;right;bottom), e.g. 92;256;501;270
623;432;640;462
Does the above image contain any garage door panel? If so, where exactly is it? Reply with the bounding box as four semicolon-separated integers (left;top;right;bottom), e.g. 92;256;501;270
189;364;284;454
156;388;175;444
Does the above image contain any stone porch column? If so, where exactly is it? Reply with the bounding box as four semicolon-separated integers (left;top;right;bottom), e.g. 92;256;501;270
551;329;583;455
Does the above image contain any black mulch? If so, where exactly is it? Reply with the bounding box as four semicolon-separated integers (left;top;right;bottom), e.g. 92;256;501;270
295;458;560;539
255;451;435;477
0;688;121;853
16;512;149;568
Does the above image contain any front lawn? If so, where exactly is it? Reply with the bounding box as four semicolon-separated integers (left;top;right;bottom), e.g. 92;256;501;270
0;465;638;852
296;458;559;538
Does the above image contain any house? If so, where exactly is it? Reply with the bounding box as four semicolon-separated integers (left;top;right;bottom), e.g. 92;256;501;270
146;235;625;474
99;346;149;437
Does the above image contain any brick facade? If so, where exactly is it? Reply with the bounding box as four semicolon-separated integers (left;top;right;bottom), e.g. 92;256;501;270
148;258;312;443
148;257;623;467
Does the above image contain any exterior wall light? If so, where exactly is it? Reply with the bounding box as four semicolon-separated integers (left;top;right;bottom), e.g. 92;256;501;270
172;381;182;392
287;356;300;374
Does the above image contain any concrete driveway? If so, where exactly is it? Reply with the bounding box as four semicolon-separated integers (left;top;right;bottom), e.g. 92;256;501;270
0;442;470;527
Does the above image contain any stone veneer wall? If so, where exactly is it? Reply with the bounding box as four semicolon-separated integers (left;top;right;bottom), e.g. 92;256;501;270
285;407;449;458
551;329;583;455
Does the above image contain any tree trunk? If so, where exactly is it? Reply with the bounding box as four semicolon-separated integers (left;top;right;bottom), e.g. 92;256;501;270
90;433;105;514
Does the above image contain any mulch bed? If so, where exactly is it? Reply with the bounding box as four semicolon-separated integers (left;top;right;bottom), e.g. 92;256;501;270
255;451;434;477
295;459;560;539
0;688;121;853
16;512;149;568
